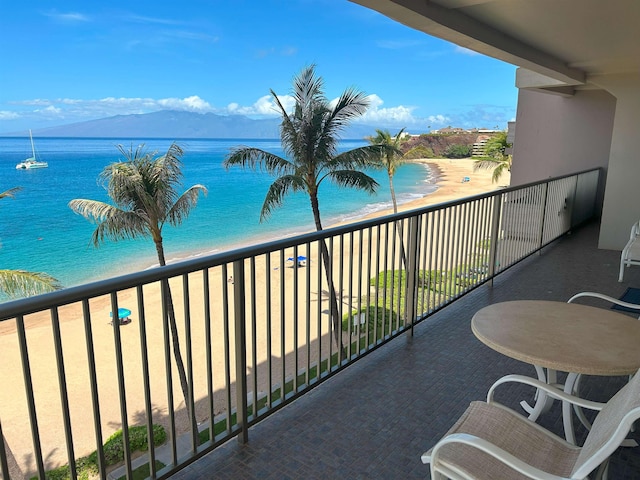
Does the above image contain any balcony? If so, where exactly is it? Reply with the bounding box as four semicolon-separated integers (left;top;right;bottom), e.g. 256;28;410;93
163;221;640;479
2;168;640;479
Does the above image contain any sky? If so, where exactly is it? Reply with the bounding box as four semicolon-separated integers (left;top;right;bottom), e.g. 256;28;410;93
0;0;519;135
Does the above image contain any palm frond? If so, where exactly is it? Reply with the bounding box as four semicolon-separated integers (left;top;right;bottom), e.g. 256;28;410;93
270;88;301;159
473;155;511;183
325;88;370;134
99;161;143;209
224;147;294;176
261;175;306;221
492;163;508;183
292;64;324;111
330;145;389;170
0;187;23;200
90;211;149;246
325;170;379;194
167;184;208;226
0;269;62;299
69;199;122;222
473;158;501;171
69;199;147;246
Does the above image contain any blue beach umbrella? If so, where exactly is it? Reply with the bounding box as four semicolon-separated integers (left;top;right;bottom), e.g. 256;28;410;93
109;307;132;320
287;255;308;267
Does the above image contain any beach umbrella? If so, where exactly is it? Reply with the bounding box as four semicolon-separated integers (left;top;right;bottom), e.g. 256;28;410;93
109;307;132;321
287;256;308;267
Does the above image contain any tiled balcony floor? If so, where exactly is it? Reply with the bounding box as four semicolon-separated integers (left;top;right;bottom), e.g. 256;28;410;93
172;220;640;479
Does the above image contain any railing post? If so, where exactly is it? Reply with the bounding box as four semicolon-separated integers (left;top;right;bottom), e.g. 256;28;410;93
0;421;9;480
538;183;550;252
233;259;249;444
488;194;503;284
406;216;419;336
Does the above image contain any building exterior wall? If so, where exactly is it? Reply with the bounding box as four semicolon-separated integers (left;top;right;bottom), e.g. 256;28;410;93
592;73;640;250
510;88;616;245
511;88;615;186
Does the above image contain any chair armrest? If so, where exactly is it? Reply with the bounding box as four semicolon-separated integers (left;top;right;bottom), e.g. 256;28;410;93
567;291;640;311
427;433;571;480
487;374;605;411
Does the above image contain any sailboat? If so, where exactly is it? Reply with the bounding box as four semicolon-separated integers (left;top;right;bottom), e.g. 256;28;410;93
15;130;48;169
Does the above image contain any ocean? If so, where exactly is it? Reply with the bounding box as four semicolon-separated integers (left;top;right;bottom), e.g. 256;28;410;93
0;137;436;288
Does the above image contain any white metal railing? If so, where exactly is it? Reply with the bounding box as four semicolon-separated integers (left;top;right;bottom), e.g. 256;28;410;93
0;168;600;479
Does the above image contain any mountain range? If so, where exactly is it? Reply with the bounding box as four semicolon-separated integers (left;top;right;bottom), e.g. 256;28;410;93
4;110;386;139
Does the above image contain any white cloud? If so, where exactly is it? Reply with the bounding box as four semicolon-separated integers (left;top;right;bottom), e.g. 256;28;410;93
43;11;91;22
0;111;19;120
427;114;450;124
158;95;213;111
360;94;418;124
39;105;63;115
226;95;294;116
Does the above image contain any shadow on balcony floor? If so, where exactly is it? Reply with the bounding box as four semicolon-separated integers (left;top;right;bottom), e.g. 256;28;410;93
172;220;640;479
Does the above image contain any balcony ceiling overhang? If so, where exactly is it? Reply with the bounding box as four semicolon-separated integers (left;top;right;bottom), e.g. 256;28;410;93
350;0;640;89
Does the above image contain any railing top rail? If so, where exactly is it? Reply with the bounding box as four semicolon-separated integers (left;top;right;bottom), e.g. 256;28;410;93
0;167;601;321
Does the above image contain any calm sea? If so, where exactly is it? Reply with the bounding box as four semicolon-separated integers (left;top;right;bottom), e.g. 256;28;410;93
0;137;436;288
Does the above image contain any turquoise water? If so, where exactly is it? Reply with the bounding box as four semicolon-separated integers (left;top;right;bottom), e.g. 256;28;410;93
0;137;436;288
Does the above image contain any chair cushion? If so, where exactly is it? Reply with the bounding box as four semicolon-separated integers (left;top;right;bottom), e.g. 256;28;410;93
612;287;640;313
433;401;580;480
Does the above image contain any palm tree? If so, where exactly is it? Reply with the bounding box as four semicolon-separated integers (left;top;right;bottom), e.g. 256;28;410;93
366;128;407;266
366;128;405;214
0;187;62;298
473;131;512;183
223;65;383;357
68;143;207;415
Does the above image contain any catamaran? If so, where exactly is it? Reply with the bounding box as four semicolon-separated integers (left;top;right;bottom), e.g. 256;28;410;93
16;130;48;169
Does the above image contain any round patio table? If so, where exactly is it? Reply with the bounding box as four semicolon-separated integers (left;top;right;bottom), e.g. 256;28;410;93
472;300;640;444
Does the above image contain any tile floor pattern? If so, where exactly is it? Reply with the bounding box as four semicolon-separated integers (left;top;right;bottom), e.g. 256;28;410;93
170;221;640;479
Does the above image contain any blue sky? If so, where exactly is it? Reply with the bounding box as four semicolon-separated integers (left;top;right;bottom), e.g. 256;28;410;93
0;0;518;134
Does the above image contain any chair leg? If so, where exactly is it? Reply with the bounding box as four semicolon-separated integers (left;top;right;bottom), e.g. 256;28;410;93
430;466;447;480
619;261;625;282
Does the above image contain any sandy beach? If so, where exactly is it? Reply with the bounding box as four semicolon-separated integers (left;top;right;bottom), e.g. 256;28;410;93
0;158;508;478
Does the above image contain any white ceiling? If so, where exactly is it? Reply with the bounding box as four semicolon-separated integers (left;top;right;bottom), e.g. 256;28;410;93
350;0;640;87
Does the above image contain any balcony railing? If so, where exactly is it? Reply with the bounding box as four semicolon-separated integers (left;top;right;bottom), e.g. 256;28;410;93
0;168;600;480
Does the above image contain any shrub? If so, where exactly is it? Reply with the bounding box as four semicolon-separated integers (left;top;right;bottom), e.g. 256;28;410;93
104;424;167;464
444;144;472;158
32;424;167;480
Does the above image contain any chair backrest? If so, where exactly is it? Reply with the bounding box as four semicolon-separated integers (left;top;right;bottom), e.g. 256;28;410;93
572;370;640;477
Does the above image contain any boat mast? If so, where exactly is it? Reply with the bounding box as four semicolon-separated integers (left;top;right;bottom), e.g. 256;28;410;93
29;129;35;159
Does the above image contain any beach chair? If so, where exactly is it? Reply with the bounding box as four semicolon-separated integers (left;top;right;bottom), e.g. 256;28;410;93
619;220;640;282
421;369;640;479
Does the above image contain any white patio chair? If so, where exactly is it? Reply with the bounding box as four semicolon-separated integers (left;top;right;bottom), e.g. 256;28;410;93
566;292;640;440
421;370;640;480
619;220;640;282
567;291;640;319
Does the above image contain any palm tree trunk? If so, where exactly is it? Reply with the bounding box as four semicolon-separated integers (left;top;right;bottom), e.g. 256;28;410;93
154;239;192;419
389;174;407;268
309;193;346;360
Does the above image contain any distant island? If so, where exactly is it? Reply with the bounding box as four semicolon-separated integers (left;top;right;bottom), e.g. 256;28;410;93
1;110;384;140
